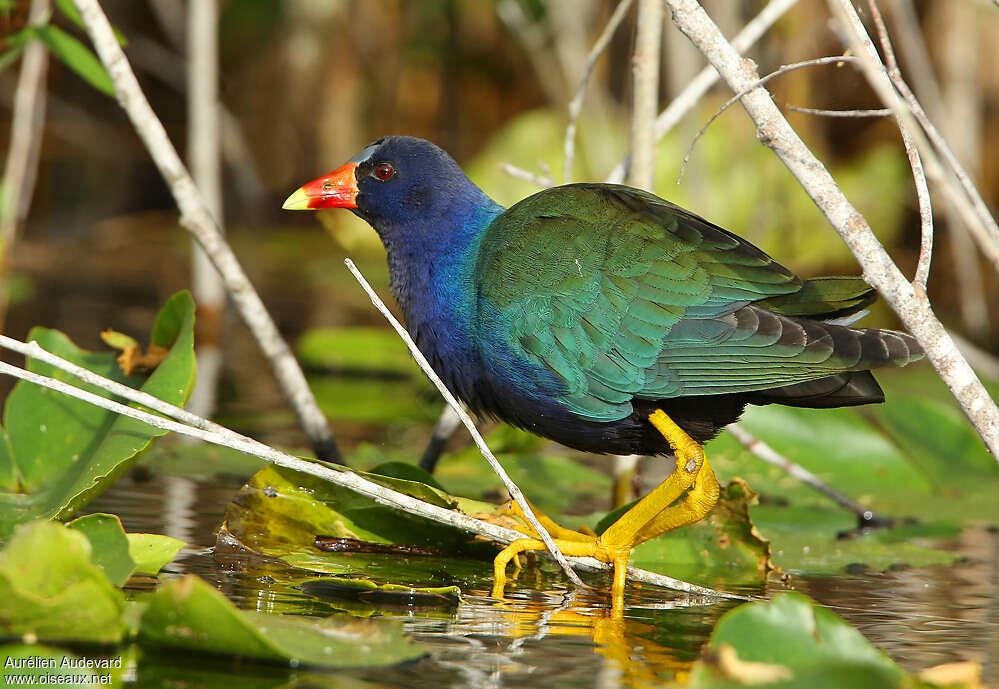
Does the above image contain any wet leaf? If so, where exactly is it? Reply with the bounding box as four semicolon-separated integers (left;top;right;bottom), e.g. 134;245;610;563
0;291;197;537
685;592;905;688
299;576;461;606
65;513;135;587
0;521;126;643
138;575;425;668
126;533;185;576
220;464;492;585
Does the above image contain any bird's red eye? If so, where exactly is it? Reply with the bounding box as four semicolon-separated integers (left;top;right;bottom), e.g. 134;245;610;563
375;162;395;181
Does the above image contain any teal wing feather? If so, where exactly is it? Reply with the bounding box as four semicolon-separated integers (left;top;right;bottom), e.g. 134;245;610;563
475;184;832;421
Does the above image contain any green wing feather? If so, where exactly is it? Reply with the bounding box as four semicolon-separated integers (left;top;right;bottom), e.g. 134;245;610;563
475;184;914;422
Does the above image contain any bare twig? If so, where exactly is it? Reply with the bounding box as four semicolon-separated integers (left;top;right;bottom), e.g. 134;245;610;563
0;0;50;331
563;0;634;184
1;335;742;601
785;104;891;118
344;258;585;589
855;1;932;291
72;0;341;462
663;0;999;458
628;0;663;191
827;0;999;274
678;55;861;183
902;125;932;292
727;423;891;527
605;0;799;184
500;163;554;188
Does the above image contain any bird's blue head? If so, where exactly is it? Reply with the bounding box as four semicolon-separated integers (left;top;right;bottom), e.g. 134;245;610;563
283;136;502;252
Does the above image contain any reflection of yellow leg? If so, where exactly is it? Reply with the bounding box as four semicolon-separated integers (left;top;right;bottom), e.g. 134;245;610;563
492;409;721;606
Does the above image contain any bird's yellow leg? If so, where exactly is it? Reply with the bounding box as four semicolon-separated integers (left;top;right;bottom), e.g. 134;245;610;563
502;498;596;542
492;409;718;607
632;453;719;546
597;410;706;547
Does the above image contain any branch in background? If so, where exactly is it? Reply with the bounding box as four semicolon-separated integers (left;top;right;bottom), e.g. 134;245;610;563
344;259;585;589
727;423;891;528
500;162;554;188
126;36;269;205
885;0;990;337
785;105;891;118
186;0;226;420
71;0;342;463
605;0;799;184
627;0;663;192
0;334;741;600
563;0;634;184
663;0;999;458
678;55;862;183
852;1;932;291
0;0;50;331
827;0;999;275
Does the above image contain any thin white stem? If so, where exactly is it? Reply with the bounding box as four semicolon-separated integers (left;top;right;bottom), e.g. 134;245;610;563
678;56;861;183
343;258;585;589
727;423;887;525
71;0;339;462
627;0;663;191
606;0;799;184
563;0;634;184
0;334;743;600
663;0;999;458
0;0;50;330
785;105;891;118
500;163;554;188
186;0;226;419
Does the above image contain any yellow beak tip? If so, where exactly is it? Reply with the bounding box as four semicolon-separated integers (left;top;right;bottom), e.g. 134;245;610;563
282;187;311;210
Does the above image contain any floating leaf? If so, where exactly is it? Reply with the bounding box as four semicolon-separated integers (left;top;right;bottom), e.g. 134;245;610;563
66;513;135;587
0;291;197;537
126;532;185;576
220;463;490;585
299;576;461;606
0;521;126;643
138;575;425;668
682;593;930;688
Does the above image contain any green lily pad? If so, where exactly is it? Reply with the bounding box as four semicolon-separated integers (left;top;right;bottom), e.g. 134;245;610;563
66;513;135;587
138;575;425;668
221;464;480;563
0;521;126;643
678;592;981;688
126;533;185;576
0;291;197;537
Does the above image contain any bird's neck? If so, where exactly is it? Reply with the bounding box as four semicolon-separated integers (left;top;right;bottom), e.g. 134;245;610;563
381;191;504;398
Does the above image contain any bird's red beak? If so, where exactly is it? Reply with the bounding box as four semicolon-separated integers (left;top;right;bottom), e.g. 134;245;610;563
282;163;358;210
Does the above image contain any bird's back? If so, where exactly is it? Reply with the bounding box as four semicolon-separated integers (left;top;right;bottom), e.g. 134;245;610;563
468;184;920;448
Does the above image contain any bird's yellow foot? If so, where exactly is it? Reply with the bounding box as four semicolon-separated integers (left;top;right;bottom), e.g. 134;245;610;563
491;409;720;608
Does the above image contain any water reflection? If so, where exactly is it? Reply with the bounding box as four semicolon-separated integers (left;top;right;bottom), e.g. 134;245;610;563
86;465;999;688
